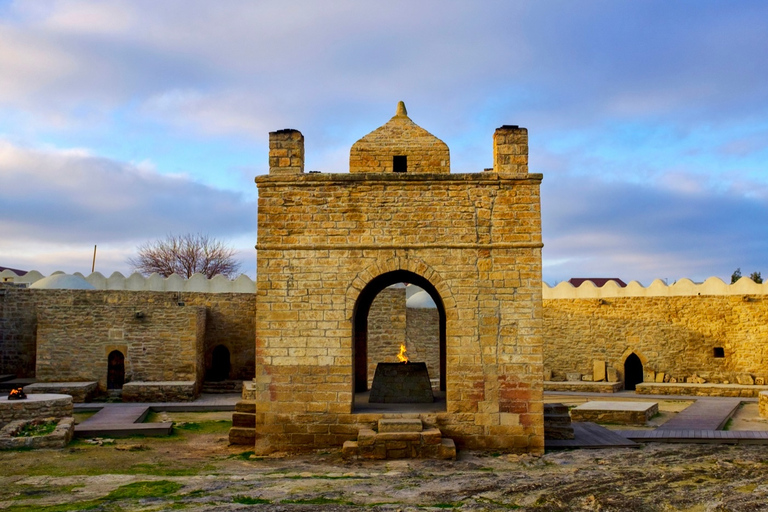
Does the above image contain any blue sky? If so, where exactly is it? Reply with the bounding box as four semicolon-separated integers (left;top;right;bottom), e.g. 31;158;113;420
1;0;767;285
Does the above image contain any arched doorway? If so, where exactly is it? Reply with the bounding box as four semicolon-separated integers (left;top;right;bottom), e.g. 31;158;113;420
624;353;643;391
353;270;446;396
107;350;125;390
208;345;231;382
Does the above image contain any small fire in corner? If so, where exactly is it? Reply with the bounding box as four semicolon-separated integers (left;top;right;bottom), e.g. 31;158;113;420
396;344;409;364
7;387;27;400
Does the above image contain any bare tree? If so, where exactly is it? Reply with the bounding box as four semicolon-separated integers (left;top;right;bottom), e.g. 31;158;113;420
129;233;241;278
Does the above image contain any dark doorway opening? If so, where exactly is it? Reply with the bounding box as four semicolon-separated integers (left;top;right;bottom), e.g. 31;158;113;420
393;155;407;173
107;350;125;390
208;345;231;382
624;353;643;391
353;270;446;398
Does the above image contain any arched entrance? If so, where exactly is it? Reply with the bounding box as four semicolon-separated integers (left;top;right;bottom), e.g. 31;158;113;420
107;350;125;390
624;353;643;391
353;270;446;397
208;345;231;382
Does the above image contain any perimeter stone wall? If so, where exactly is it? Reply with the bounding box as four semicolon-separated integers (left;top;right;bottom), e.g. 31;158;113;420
36;302;206;392
0;284;37;377
0;288;255;382
254;169;544;454
543;295;768;385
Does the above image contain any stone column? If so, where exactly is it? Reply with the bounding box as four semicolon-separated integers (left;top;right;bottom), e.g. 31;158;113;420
492;125;528;175
269;129;304;175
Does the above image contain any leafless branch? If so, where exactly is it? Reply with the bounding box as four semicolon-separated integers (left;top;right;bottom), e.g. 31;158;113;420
128;233;241;279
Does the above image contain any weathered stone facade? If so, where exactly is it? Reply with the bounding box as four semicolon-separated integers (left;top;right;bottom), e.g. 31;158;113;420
36;303;206;392
251;103;544;454
543;295;768;386
0;287;256;391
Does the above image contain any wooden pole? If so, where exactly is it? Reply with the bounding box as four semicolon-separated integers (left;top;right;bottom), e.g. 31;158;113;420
91;245;97;273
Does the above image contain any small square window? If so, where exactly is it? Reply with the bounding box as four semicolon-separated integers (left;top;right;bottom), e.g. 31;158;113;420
713;347;725;358
393;155;407;173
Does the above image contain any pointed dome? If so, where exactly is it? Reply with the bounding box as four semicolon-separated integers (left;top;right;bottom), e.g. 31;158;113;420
349;102;450;174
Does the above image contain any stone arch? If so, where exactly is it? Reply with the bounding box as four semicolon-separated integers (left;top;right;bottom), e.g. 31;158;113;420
347;259;454;396
620;347;649;366
107;350;125;390
620;348;647;391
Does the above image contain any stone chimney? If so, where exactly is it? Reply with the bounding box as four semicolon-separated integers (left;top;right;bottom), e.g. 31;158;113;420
492;125;528;175
269;129;304;175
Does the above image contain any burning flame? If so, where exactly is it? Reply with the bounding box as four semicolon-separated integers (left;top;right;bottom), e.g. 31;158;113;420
396;344;409;363
7;387;26;400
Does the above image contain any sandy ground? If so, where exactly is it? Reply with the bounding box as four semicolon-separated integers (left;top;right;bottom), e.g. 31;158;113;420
2;408;768;511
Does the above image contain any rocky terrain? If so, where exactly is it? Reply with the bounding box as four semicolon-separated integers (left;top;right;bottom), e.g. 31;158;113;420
0;410;767;511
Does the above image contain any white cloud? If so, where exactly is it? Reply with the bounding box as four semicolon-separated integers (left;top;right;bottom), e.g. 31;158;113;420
0;139;255;273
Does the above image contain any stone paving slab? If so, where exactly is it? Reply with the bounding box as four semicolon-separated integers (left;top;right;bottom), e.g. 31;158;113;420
571;401;658;425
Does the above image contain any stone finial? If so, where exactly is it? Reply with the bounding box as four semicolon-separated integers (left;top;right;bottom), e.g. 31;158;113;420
268;129;304;175
492;125;528;175
396;101;408;117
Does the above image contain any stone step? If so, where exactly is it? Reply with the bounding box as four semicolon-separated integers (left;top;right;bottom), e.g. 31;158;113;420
235;400;257;413
232;412;256;428
228;426;256;445
201;380;243;394
344;420;455;460
544;413;572;426
544;402;575;440
544;403;570;415
378;418;423;432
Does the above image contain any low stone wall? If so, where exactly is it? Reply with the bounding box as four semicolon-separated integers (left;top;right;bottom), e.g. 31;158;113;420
759;391;767;419
122;381;197;402
636;382;768;397
24;382;98;403
0;394;73;428
0;417;74;450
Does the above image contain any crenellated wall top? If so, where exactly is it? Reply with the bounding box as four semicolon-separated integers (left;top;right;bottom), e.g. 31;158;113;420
543;277;768;299
0;270;255;294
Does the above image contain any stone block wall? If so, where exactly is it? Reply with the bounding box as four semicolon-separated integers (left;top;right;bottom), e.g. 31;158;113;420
406;308;440;387
367;287;406;387
543;295;768;385
254;171;544;454
0;284;38;377
36;302;205;392
0;288;255;383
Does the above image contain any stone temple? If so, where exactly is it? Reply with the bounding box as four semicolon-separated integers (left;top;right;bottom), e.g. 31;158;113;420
235;101;545;455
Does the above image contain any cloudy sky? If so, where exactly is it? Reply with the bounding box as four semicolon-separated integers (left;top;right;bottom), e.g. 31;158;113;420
1;0;767;285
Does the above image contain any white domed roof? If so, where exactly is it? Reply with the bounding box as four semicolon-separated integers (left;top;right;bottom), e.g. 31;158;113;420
30;274;96;290
406;290;436;308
